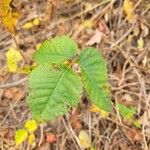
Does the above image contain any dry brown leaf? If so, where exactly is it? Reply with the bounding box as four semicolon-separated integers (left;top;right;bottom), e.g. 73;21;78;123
46;133;56;143
70;113;82;130
4;87;25;101
124;128;143;142
141;23;149;37
86;29;103;46
0;0;20;33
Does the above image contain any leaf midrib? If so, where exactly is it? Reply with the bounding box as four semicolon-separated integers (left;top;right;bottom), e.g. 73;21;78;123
80;63;110;110
80;63;98;93
41;67;69;116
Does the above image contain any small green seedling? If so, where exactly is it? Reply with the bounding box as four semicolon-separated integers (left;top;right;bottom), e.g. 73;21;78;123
28;35;112;122
15;35;141;146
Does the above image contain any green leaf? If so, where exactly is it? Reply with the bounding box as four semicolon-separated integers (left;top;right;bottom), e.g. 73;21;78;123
28;65;82;122
79;48;111;112
117;103;141;128
15;129;28;145
33;36;77;64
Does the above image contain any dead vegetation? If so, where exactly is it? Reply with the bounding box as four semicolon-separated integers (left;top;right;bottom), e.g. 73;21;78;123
0;0;150;149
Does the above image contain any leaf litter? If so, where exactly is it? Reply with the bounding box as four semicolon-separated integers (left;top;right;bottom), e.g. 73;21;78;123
0;0;150;149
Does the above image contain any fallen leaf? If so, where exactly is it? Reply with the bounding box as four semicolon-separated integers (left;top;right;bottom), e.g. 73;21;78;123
6;47;22;72
137;37;144;49
22;22;33;29
70;113;82;130
104;13;109;23
78;130;91;149
117;103;141;128
123;0;135;22
125;128;142;141
0;0;20;33
15;129;28;145
33;18;40;26
4;87;25;101
86;29;102;46
46;133;56;143
22;18;40;29
24;120;38;133
98;20;106;33
91;104;110;118
141;23;149;37
28;133;35;144
79;20;93;30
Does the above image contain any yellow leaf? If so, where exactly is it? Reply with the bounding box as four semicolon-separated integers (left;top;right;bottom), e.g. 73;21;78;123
79;20;93;30
22;22;34;29
22;18;40;29
91;104;110;118
33;18;40;26
28;133;35;144
6;48;22;72
79;130;91;149
137;37;144;49
24;120;38;133
15;129;28;145
90;146;96;150
82;20;93;28
0;0;20;33
123;0;134;21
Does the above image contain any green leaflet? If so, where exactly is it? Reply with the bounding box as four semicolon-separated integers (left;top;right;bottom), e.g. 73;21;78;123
33;35;77;64
117;103;141;128
79;48;111;112
28;65;82;122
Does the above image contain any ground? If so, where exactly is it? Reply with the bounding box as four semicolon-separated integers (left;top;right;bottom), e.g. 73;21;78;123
0;0;150;149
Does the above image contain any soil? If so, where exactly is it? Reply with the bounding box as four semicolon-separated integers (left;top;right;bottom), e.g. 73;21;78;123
0;0;150;149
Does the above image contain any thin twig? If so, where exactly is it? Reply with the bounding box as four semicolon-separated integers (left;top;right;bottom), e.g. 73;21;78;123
38;124;44;147
73;0;115;38
0;77;28;89
0;101;18;126
44;0;111;33
110;25;134;48
62;115;83;150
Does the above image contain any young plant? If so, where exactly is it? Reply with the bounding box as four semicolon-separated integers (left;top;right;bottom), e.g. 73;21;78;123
28;35;112;122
